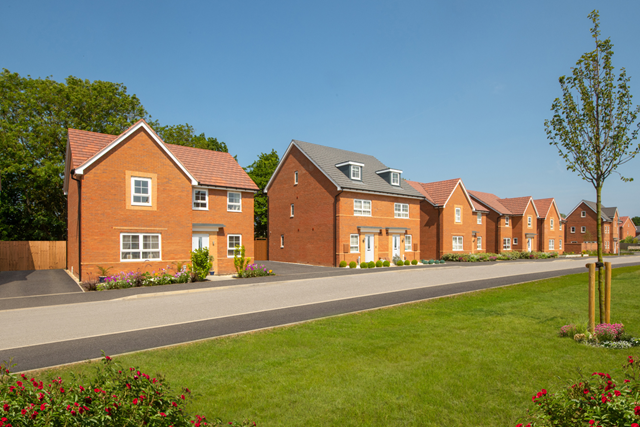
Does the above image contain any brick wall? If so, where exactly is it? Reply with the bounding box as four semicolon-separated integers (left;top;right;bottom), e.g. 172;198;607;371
438;185;485;258
565;202;616;253
67;168;80;278
268;145;338;266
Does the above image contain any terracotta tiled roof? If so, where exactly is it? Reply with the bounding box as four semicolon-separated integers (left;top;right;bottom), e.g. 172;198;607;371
165;144;257;190
620;216;629;222
468;191;512;215
406;178;461;206
533;198;554;218
68;129;117;168
471;198;490;212
499;196;532;216
68;123;258;191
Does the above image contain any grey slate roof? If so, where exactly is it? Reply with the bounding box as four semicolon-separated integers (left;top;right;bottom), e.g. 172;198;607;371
292;140;424;198
582;200;618;221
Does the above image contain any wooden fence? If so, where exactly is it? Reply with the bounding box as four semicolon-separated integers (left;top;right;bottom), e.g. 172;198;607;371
254;239;268;260
0;241;66;272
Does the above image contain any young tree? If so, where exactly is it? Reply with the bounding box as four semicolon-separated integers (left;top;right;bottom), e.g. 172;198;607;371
544;11;640;322
244;150;279;238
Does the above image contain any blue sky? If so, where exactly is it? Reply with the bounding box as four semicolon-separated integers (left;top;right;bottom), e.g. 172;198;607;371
3;0;640;216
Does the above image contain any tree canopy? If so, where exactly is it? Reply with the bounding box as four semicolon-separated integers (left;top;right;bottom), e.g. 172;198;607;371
0;69;230;241
244;150;280;238
544;11;640;322
632;216;640;226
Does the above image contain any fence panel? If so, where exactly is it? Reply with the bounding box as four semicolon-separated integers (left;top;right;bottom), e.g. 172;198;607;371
254;239;268;260
0;241;66;271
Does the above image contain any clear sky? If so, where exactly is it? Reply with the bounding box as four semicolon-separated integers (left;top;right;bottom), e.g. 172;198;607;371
2;0;639;217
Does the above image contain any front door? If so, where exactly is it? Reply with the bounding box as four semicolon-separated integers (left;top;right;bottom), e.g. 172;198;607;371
527;238;532;252
365;234;374;262
192;234;209;251
392;235;401;259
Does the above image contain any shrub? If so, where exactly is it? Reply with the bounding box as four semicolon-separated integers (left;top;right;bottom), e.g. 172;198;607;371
411;259;418;265
192;247;213;281
518;356;640;427
360;262;368;269
558;324;579;337
0;355;255;427
339;260;347;268
395;259;404;266
594;323;625;342
349;261;357;268
368;261;375;268
383;260;390;267
403;260;411;265
233;245;250;276
428;260;434;264
375;260;383;268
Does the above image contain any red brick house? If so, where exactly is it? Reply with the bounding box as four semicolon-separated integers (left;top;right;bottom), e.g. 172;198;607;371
619;216;636;240
64;120;258;281
468;192;541;253
534;198;564;254
564;200;619;254
264;140;424;266
406;178;488;259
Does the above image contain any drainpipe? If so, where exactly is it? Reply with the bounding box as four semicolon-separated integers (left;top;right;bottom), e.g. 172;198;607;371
70;169;82;280
333;190;343;267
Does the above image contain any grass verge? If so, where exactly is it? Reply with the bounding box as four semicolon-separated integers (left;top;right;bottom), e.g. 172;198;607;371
38;266;640;426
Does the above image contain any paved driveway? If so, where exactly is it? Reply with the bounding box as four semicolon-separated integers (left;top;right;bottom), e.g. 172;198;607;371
0;270;82;299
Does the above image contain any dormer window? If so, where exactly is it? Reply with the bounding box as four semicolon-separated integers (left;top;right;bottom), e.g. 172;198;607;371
375;168;403;186
335;161;365;181
351;165;361;180
391;172;400;186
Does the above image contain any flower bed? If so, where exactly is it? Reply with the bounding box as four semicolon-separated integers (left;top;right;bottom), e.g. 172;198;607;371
0;355;255;427
89;266;193;291
237;263;274;278
558;322;640;349
441;251;559;262
517;356;640;427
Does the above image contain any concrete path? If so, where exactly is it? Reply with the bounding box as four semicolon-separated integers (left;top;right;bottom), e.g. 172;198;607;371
1;255;638;372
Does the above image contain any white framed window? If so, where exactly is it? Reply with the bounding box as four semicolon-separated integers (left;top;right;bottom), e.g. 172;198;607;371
350;234;359;253
131;177;152;206
227;192;241;211
581;226;586;233
605;225;609;234
391;172;400;186
395;203;409;218
121;233;161;261
559;239;563;249
503;238;511;250
560;223;563;231
477;236;482;250
455;207;462;223
514;238;519;245
452;236;463;251
581;211;586;218
192;189;208;210
528;216;532;228
571;226;576;233
294;171;298;185
550;218;554;230
350;165;361;180
405;235;412;251
290;204;295;217
280;235;284;248
505;216;510;226
549;239;555;250
605;241;609;249
227;234;241;257
477;212;482;224
354;199;372;216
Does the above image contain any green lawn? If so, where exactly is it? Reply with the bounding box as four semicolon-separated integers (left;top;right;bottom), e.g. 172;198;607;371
42;265;640;426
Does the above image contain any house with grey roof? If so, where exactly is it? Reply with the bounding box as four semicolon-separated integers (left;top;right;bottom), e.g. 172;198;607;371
264;140;424;266
565;200;620;253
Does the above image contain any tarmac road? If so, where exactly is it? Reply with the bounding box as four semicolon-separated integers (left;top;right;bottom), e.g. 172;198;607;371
1;255;638;372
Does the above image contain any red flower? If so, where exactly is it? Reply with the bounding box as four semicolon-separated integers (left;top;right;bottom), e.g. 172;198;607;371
614;390;621;396
584;390;589;394
105;356;111;361
60;387;64;393
160;412;166;417
2;404;8;411
541;389;547;395
133;398;138;405
631;424;639;427
601;396;607;403
172;402;178;407
635;405;640;416
126;383;131;389
40;404;46;411
589;421;594;426
20;409;26;416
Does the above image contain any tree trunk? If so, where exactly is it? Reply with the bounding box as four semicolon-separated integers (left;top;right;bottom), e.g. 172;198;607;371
596;185;604;324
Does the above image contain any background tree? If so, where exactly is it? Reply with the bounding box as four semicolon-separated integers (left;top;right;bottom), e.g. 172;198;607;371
0;69;230;241
0;70;147;240
244;150;279;238
632;216;640;226
544;11;640;323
